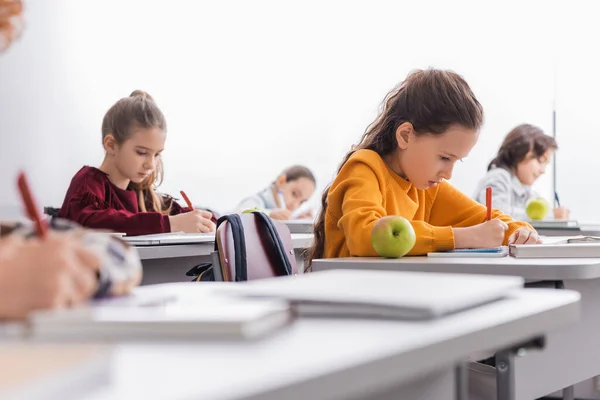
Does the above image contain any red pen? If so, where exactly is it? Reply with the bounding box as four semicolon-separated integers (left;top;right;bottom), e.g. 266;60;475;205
180;190;194;211
486;186;492;221
17;171;47;239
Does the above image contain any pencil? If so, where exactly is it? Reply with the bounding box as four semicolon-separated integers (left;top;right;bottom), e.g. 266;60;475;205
486;186;492;221
180;190;194;210
17;171;47;239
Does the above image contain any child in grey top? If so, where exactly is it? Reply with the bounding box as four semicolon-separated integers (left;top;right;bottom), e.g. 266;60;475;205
235;165;316;220
474;124;569;220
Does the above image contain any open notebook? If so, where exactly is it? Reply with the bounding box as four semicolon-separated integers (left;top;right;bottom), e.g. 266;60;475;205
22;284;292;340
428;246;508;258
562;236;600;244
219;270;524;320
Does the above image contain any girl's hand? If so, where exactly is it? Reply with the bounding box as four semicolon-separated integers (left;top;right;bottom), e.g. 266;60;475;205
508;227;542;245
170;210;216;233
453;219;508;249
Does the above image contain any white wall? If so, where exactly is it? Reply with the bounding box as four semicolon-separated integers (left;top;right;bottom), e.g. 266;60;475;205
0;0;561;218
553;5;600;223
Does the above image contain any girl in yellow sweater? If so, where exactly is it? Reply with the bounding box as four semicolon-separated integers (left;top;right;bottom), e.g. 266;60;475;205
309;69;540;263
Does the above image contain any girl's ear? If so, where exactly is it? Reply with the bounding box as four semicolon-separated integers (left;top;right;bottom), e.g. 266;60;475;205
395;122;414;150
103;134;118;155
275;174;287;188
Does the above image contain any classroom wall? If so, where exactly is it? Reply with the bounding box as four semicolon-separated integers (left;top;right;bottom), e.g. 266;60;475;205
0;0;562;218
554;13;600;223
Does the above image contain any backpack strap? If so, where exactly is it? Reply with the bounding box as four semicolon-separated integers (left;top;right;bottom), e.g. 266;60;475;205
215;214;248;282
252;211;293;276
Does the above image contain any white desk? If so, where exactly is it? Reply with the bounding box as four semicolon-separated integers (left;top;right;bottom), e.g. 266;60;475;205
137;234;313;285
82;287;578;400
314;256;600;281
312;256;600;399
135;234;313;260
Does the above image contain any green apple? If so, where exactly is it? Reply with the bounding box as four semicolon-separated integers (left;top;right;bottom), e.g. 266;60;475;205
526;197;550;220
371;216;416;258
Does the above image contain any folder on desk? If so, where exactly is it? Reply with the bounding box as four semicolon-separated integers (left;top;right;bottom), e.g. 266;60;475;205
220;270;524;320
510;242;600;258
25;284;292;340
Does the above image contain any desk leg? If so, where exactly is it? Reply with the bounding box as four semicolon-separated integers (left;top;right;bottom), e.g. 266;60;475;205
496;350;515;400
456;362;469;400
496;336;545;400
562;385;574;400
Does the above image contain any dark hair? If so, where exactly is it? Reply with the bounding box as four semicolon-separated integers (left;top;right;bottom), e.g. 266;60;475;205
102;90;169;213
281;165;316;185
307;69;484;269
487;124;557;171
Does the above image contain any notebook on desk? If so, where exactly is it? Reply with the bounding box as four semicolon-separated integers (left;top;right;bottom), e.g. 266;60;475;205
509;242;600;258
123;232;215;246
427;246;508;258
25;284;292;340
220;270;524;320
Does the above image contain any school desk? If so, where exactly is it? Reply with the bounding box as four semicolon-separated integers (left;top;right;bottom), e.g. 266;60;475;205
80;281;578;400
312;255;600;399
134;233;314;285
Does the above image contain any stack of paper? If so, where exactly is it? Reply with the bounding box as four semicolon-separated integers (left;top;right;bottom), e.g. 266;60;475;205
23;284;292;341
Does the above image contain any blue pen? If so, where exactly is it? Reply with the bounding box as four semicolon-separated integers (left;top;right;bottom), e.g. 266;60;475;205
554;191;561;207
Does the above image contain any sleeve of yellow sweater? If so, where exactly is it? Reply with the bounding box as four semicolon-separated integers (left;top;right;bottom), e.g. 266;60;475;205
428;181;533;244
336;162;456;256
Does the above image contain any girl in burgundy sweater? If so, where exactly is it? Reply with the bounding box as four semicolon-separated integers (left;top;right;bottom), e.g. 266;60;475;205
58;91;215;236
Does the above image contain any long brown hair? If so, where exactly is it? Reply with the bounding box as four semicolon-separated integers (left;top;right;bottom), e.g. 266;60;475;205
307;69;484;268
101;90;171;214
488;124;557;171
